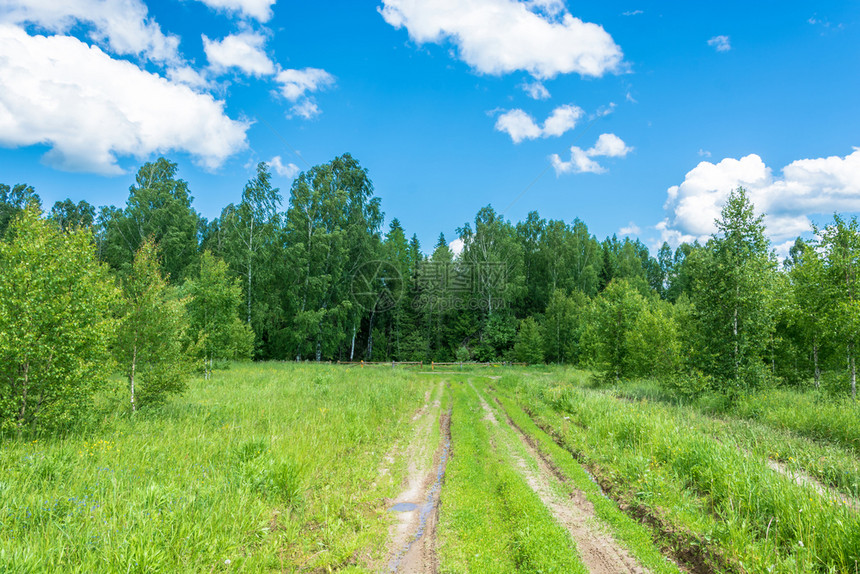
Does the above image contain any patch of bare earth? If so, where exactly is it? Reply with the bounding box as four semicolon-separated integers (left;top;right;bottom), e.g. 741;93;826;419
766;459;860;511
469;382;650;574
382;382;450;573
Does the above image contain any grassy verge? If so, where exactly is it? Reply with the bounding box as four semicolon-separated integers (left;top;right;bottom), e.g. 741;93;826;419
498;372;860;573
0;363;426;573
436;378;586;573
482;380;683;574
553;369;860;500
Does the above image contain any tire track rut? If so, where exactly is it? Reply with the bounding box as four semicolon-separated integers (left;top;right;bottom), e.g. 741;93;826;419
470;381;650;574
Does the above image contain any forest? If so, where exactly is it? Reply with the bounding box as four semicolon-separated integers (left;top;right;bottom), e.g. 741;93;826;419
1;152;859;433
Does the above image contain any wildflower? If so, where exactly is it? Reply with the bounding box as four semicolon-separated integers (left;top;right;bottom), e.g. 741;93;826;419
225;559;231;565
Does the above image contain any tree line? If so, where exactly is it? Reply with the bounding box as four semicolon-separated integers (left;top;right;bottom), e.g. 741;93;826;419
1;153;858;433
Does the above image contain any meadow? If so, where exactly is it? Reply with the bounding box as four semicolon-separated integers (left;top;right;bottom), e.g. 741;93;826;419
2;363;859;573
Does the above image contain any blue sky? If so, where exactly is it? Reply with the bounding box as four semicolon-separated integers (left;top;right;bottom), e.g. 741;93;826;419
1;1;858;255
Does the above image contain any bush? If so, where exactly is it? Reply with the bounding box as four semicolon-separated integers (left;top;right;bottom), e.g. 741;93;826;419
0;207;116;436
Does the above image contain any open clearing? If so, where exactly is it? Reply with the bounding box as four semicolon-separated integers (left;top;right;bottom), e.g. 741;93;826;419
2;363;859;573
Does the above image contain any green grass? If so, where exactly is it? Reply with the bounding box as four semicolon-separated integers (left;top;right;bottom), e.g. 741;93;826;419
0;363;427;573
436;378;586;573
483;381;683;574
498;372;860;573
578;375;860;500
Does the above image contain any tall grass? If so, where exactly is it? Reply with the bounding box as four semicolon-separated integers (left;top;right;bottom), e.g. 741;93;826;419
0;363;426;573
500;374;860;573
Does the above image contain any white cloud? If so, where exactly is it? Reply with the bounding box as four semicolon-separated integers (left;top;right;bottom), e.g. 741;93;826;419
622;10;643;16
589;133;632;157
698;148;712;158
276;68;334;100
0;24;248;174
495;104;584;142
520;79;550;100
620;222;640;235
449;237;465;256
275;68;335;119
550;132;632;175
0;0;179;62
552;147;604;174
193;0;277;22
268;156;299;179
379;0;623;79
495;109;542;143
288;100;320;120
659;149;860;248
594;102;616;118
708;35;731;52
542;105;584;137
203;31;274;76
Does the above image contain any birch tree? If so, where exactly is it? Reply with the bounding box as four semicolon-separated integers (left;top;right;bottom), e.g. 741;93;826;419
0;207;115;435
687;187;776;392
115;239;189;411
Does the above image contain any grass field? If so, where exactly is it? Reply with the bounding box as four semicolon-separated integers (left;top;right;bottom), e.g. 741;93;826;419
2;363;859;573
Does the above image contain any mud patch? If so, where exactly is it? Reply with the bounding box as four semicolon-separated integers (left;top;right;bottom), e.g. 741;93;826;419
383;383;450;573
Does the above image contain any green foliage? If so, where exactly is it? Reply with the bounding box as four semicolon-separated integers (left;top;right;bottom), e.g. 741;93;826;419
48;199;95;232
542;289;586;364
687;187;777;392
99;158;200;283
455;345;471;362
585;278;647;381
513;316;544;364
115;239;190;410
0;207;116;435
212;162;283;357
283;154;379;361
183;251;253;375
0;183;40;239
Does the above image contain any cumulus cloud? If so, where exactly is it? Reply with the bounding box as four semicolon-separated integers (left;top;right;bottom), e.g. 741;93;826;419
659;149;860;248
708;35;731;52
194;0;277;22
495;110;541;143
203;31;274;76
520;79;551;100
275;67;335;118
620;222;640;235
268;156;299;178
379;0;623;79
543;105;584;137
550;133;632;175
495;104;584;143
449;237;465;256
0;24;248;174
0;0;179;62
276;68;334;100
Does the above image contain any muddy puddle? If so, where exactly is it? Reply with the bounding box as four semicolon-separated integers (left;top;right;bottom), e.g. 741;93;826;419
388;406;451;573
